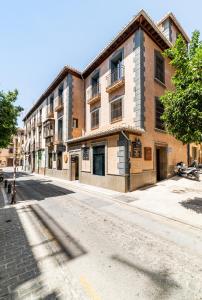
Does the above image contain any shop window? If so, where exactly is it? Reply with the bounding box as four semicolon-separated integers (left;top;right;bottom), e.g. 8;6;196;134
111;97;122;122
93;145;105;176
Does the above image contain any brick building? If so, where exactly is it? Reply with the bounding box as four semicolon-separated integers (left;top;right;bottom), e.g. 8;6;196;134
23;10;194;192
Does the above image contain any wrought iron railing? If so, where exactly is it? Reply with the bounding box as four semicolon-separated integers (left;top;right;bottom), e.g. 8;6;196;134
106;65;125;88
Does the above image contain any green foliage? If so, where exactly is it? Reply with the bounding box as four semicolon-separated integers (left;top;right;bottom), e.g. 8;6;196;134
0;89;23;148
160;31;202;144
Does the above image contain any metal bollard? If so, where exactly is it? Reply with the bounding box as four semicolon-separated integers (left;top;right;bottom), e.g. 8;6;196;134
7;183;12;194
4;179;8;188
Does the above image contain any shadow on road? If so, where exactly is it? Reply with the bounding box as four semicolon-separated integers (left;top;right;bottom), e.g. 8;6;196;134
111;255;180;298
180;197;202;214
30;204;87;261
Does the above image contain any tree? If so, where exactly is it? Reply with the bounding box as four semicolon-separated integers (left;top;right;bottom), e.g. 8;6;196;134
160;31;202;144
0;89;23;148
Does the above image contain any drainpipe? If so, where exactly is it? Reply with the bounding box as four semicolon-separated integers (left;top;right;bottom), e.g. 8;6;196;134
121;131;131;192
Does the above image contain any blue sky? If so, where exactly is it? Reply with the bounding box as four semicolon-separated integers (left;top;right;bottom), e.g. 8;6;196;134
0;0;201;126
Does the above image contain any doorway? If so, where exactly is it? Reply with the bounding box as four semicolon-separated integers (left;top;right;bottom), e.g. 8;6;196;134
71;155;79;180
32;152;35;172
156;146;167;181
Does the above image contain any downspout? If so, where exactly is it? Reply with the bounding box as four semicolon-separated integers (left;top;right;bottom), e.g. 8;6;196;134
121;130;131;192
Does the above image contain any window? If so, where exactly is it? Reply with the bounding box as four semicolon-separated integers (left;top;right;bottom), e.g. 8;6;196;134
111;98;122;122
132;139;142;158
58;85;63;98
93;145;105;176
91;72;100;97
154;51;165;84
82;147;90;160
155;97;165;130
73;118;78;128
50;96;54;112
58;119;63;141
91;109;99;129
48;152;53;169
110;50;124;84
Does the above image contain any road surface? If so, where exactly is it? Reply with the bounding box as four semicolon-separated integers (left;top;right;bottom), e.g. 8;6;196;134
1;170;202;300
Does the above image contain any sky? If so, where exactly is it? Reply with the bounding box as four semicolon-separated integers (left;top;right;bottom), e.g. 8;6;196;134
0;0;201;126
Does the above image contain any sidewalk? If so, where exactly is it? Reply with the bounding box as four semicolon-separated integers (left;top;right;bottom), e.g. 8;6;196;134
0;186;88;300
30;171;202;230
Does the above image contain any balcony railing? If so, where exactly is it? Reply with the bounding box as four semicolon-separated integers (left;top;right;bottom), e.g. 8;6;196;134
44;128;54;139
106;65;125;93
55;96;64;112
45;137;54;148
87;83;101;105
47;110;54;119
54;134;63;145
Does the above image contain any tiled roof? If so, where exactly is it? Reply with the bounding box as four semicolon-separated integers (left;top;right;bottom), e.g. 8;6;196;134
67;125;145;144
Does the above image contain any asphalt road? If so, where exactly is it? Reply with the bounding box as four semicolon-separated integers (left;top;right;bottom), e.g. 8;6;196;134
2;170;202;300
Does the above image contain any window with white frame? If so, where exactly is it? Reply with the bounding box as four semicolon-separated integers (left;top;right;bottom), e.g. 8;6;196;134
110;97;123;122
91;108;99;129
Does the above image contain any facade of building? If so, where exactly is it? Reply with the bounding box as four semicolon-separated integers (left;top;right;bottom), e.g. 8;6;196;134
23;67;84;178
0;129;24;168
23;10;193;192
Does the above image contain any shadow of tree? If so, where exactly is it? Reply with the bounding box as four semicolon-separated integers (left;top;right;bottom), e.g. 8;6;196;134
180;197;202;213
111;255;180;299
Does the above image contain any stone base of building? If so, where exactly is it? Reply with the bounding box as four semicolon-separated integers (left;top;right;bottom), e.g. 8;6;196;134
130;170;156;190
80;171;127;193
45;168;70;180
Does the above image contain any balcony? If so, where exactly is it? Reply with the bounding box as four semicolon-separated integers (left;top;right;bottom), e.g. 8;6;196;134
106;65;125;93
44;128;54;139
87;83;101;105
37;117;42;127
55;96;64;112
53;134;63;145
47;110;54;119
45;137;54;148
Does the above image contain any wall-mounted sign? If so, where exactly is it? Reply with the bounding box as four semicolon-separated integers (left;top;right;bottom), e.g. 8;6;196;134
144;147;152;161
82;147;90;160
132;138;142;158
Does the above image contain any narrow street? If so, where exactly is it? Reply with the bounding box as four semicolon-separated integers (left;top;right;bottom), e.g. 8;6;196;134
1;170;202;299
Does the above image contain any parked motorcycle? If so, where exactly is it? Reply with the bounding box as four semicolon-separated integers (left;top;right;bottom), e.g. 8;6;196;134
175;162;200;181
